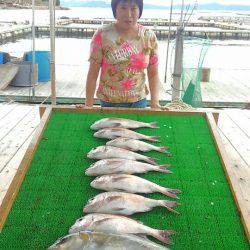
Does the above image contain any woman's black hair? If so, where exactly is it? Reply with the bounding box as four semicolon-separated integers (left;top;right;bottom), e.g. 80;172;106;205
111;0;143;18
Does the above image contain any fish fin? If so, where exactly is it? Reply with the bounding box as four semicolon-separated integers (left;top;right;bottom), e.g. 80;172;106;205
160;188;182;199
152;230;176;245
148;136;160;142
134;233;148;239
156;165;172;174
160;200;181;214
157;146;169;153
132;219;144;225
112;122;123;128
149;122;158;128
146;157;158;165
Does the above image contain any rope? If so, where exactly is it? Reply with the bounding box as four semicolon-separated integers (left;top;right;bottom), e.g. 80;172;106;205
163;99;195;111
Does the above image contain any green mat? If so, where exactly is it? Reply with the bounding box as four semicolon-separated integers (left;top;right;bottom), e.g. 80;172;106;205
0;111;248;249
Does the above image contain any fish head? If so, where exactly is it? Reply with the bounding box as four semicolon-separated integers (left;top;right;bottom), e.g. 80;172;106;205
87;146;106;159
85;160;107;175
93;129;108;138
48;233;83;249
85;163;96;176
83;194;104;213
90;118;109;130
90;175;109;189
69;215;93;234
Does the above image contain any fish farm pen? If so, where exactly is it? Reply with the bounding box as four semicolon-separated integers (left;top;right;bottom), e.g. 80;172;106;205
0;107;248;249
1;18;250;44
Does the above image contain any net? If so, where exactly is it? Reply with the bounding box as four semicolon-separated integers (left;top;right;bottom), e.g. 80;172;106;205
181;37;212;108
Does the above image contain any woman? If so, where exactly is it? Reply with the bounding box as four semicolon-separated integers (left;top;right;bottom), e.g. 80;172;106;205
85;0;161;109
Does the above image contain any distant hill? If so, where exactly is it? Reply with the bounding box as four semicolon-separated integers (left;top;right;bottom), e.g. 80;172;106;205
60;1;250;11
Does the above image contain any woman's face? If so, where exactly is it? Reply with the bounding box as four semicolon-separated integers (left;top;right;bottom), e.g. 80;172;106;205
116;0;140;29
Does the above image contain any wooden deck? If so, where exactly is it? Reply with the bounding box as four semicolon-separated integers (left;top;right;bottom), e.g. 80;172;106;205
0;66;249;108
0;103;249;213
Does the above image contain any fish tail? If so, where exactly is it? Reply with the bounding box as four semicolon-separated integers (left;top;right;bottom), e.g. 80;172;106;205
157;146;169;153
149;122;158;128
160;187;182;199
146;157;158;165
151;229;176;245
159;200;180;214
148;136;160;142
156;165;172;174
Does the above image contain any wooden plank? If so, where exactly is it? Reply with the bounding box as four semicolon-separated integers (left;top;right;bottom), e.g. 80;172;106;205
224;109;250;138
242;110;250;119
0;65;19;90
218;128;250;209
39;105;47;118
0;103;18;121
52;105;207;116
0;131;35;206
206;113;250;241
0;106;40;172
218;112;250;166
0;107;52;232
0;105;34;141
210;69;250;102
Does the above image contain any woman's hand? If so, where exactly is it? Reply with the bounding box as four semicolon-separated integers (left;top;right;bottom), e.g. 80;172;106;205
75;104;93;109
150;102;169;111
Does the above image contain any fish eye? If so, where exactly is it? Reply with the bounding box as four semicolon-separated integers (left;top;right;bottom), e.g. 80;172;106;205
87;197;95;204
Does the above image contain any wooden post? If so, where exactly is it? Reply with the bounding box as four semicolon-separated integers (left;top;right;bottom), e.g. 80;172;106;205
201;68;211;82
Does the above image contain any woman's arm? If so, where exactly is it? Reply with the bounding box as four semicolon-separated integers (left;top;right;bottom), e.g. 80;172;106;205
147;64;160;108
85;62;101;107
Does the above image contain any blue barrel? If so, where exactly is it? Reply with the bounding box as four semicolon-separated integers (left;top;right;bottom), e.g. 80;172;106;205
0;52;4;64
25;51;50;82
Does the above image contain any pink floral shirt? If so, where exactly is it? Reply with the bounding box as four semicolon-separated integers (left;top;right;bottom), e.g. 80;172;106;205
89;23;159;103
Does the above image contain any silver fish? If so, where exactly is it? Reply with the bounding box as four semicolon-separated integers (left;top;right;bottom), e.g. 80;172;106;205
48;231;169;250
83;192;180;215
69;214;175;245
106;137;169;153
85;158;172;176
91;117;158;130
91;174;181;199
87;146;158;165
94;128;160;142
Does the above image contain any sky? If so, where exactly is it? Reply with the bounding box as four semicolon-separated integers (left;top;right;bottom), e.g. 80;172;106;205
63;0;250;6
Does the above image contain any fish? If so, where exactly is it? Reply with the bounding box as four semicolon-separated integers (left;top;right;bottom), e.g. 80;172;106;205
69;214;175;245
48;231;169;250
90;117;158;130
94;128;160;142
106;137;169;153
83;192;180;215
90;174;181;199
85;158;172;176
87;146;158;165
